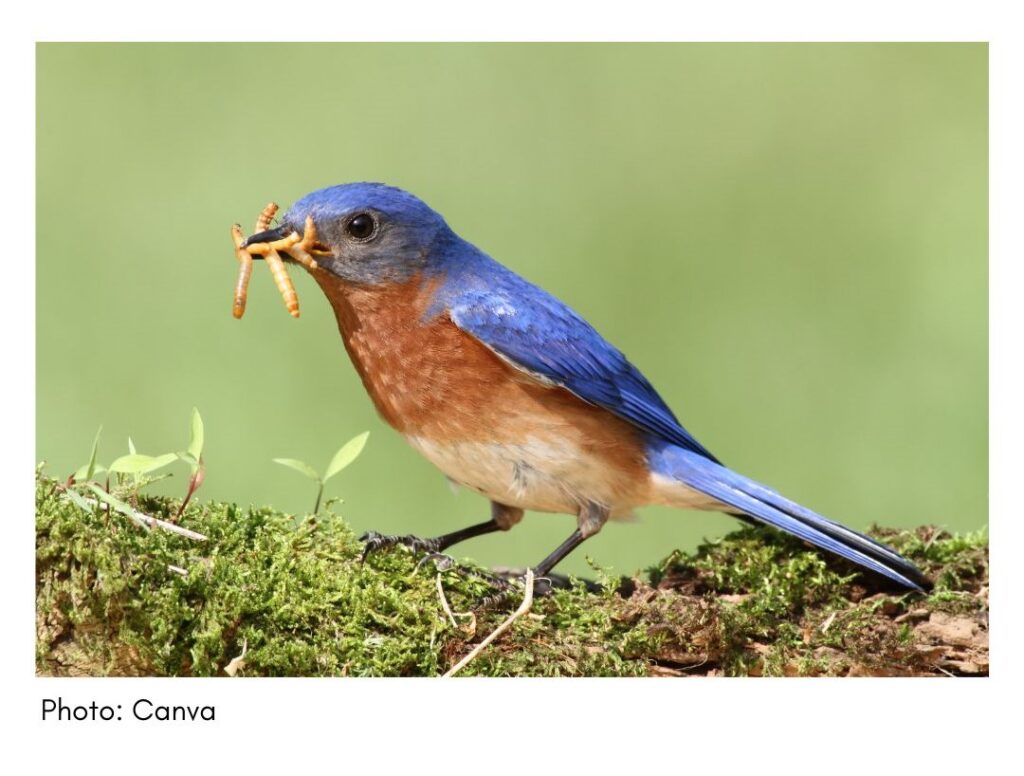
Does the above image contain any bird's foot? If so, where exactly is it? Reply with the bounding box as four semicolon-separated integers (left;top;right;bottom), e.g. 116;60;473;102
415;551;459;572
418;552;520;591
473;571;554;611
359;530;444;562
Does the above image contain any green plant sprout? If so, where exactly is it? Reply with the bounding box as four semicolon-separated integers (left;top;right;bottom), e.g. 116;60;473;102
65;409;206;520
108;442;178;480
274;431;369;513
175;408;205;518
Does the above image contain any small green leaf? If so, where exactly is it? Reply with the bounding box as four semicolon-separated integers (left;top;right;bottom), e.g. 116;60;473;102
187;408;204;461
108;454;154;474
148;452;179;471
85;426;102;481
84;482;134;515
273;458;321;481
109;452;179;475
177;451;198;468
323;432;369;483
63;487;95;513
73;463;106;481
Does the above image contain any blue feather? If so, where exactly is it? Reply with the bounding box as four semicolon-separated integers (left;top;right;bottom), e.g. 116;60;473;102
438;249;721;463
648;443;930;590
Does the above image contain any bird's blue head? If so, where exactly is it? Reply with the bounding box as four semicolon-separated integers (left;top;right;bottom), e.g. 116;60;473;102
275;183;454;284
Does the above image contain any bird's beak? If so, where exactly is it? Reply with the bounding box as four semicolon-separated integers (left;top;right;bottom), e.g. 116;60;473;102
242;225;292;249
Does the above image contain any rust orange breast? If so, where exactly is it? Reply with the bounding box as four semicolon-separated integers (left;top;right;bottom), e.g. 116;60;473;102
313;272;502;436
312;271;649;480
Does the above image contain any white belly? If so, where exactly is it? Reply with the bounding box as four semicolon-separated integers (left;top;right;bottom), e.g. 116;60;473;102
405;434;643;516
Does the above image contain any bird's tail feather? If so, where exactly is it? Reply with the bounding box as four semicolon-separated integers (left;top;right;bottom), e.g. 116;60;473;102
652;445;930;591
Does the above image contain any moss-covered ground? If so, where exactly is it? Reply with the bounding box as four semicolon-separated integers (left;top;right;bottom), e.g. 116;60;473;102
36;471;988;677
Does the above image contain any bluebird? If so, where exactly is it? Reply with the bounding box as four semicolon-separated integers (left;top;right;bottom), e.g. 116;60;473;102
243;182;930;596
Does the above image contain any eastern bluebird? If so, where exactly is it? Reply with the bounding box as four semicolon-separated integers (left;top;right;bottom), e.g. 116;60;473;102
242;182;930;595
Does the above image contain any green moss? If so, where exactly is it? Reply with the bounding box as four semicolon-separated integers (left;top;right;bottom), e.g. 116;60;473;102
36;472;988;677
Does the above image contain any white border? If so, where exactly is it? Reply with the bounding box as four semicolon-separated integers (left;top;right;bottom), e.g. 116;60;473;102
6;1;1019;770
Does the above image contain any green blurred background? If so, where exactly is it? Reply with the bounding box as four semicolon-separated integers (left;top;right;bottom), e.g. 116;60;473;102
37;44;987;576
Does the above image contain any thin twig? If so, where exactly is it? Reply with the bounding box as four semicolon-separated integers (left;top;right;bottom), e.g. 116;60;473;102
72;495;208;542
435;574;477;636
436;573;459;628
131;510;208;541
444;569;534;678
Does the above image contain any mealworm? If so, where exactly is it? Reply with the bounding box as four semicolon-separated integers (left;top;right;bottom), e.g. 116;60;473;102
264;247;300;318
290;215;321;270
231;224;253;319
287;243;318;271
232;204;325;318
256;202;278;233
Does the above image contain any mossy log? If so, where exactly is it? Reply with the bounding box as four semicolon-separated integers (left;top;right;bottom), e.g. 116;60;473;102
35;472;988;677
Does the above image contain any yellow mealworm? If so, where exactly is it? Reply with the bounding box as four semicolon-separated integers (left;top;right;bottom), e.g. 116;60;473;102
265;247;300;318
233;255;253;319
302;215;330;255
231;224;254;319
231;203;321;319
256;202;279;233
287;244;319;271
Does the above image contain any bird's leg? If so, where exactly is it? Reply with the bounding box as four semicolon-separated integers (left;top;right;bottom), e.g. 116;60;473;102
476;502;608;609
360;503;523;562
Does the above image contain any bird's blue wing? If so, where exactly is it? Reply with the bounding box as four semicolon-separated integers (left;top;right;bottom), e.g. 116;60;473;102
443;266;720;463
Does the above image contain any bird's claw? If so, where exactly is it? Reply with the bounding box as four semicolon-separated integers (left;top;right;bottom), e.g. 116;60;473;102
359;530;443;563
472;572;554;611
416;551;458;572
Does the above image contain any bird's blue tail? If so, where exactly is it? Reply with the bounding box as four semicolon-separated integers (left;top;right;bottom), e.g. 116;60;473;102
649;444;930;591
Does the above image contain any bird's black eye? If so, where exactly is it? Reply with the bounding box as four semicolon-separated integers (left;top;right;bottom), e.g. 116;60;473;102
345;213;377;240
